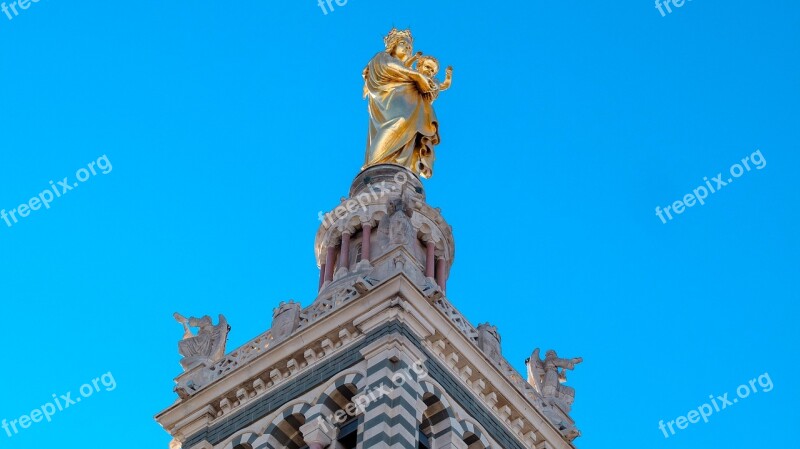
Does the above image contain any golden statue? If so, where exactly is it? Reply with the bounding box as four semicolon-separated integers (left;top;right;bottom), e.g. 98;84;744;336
363;28;453;179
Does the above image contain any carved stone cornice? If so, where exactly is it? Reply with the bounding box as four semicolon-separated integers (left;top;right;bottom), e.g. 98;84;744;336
158;272;576;449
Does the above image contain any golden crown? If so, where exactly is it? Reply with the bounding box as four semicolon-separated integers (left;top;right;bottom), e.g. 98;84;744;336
384;28;414;50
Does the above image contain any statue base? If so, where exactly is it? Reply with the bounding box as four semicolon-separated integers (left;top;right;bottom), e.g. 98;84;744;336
350;164;424;200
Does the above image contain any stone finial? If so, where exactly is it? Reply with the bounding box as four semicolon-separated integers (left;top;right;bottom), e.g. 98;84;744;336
477;323;502;363
173;313;230;371
271;301;302;344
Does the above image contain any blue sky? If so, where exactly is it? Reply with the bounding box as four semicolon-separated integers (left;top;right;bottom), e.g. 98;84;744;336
1;0;798;448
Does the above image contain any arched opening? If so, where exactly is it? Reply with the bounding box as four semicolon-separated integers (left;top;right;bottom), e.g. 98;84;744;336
320;382;359;418
317;381;361;449
270;413;307;449
419;393;450;449
353;242;363;265
463;431;487;449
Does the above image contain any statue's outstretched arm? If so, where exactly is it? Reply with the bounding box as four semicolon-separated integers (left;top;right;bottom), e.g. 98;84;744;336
556;356;583;370
440;67;453;91
387;59;423;78
173;312;192;339
384;59;435;93
405;51;423;67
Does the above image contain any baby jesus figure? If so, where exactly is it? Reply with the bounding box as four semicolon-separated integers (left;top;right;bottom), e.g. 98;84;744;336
407;53;453;102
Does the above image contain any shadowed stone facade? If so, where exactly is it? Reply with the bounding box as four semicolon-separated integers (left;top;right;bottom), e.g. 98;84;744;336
156;165;583;449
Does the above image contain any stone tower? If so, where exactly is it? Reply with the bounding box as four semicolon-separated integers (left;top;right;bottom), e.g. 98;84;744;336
156;164;583;449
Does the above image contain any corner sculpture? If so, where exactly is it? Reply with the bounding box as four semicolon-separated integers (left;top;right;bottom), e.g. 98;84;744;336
363;28;453;179
526;348;583;412
173;313;230;371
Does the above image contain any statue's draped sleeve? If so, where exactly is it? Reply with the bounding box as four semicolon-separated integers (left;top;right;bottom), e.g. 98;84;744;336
364;52;439;178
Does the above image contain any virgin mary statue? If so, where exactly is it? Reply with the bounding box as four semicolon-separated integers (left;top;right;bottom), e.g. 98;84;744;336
363;29;440;179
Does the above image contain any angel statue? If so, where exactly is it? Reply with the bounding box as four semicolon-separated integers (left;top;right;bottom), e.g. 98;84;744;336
173;312;230;371
526;348;583;411
362;28;454;179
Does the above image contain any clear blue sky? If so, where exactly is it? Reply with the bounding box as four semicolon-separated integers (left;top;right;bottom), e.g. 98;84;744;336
1;1;797;448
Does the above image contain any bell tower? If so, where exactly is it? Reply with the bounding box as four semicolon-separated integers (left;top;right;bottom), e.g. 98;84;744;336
156;28;584;449
156;164;583;449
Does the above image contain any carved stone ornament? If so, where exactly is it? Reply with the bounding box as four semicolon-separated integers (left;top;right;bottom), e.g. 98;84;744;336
527;348;583;412
270;301;301;344
477;323;502;363
173;312;230;371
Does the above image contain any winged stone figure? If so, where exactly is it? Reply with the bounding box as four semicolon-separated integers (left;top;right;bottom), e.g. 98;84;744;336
526;348;546;394
174;312;230;371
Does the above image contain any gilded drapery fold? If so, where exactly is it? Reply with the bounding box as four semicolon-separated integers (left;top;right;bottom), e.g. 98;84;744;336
364;52;439;179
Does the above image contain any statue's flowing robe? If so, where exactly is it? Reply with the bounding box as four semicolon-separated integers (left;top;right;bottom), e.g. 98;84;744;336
178;331;213;358
178;317;228;360
543;358;577;397
364;52;439;178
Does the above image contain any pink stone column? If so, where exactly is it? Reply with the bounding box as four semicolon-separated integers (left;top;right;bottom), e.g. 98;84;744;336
324;246;336;282
444;262;451;291
436;257;447;292
361;224;372;262
318;263;326;290
339;231;351;270
425;241;436;278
